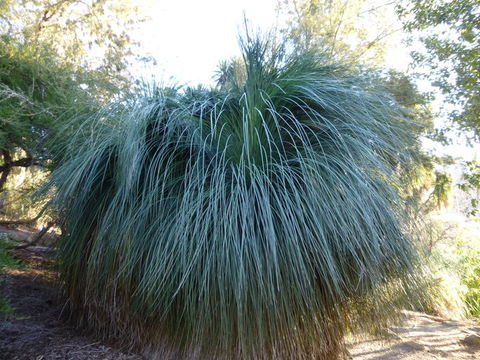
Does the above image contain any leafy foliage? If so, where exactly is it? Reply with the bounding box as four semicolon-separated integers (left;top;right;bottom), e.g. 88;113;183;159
49;38;424;359
278;0;398;63
277;1;452;220
379;71;455;216
432;171;453;208
0;36;102;222
0;39;96;163
463;254;480;316
458;160;480;216
397;0;480;137
421;216;480;318
0;0;145;161
0;0;146;218
0;0;145;87
0;235;18;269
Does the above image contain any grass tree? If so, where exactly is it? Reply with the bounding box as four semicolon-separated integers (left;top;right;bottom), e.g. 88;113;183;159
49;36;424;359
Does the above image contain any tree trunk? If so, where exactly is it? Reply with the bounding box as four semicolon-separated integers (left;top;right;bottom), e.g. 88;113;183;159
0;149;12;192
0;148;40;193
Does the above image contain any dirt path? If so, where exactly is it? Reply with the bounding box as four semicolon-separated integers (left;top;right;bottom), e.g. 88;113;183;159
1;249;480;360
347;312;480;359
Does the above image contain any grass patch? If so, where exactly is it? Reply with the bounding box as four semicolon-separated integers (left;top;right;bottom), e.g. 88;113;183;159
0;234;21;315
0;235;19;268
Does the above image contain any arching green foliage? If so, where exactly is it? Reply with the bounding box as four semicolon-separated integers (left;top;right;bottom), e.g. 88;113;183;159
49;39;424;359
277;2;448;217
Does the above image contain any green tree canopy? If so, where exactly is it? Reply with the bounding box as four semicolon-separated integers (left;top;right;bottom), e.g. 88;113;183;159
0;0;146;202
0;0;145;88
0;38;101;189
397;0;480;138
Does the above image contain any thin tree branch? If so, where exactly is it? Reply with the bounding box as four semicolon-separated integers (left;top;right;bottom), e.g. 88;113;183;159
10;221;54;250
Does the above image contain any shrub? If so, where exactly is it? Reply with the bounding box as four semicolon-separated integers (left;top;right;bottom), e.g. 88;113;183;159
463;256;480;316
49;38;423;359
418;214;480;319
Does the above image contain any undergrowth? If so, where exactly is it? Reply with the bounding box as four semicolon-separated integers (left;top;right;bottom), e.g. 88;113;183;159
420;214;480;319
0;234;20;315
463;254;480;317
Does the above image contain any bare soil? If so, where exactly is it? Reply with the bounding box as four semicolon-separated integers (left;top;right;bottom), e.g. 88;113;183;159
347;312;480;359
0;224;58;247
1;248;479;360
0;248;143;360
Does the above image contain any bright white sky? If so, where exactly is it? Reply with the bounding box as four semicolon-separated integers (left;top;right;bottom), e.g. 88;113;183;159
135;0;278;86
135;0;413;84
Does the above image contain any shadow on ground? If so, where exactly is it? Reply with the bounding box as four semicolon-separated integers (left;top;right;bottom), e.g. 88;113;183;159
0;248;143;360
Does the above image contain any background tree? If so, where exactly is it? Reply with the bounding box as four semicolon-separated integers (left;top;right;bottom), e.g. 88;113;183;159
0;0;147;220
397;0;480;215
0;0;144;91
0;41;97;192
277;0;399;63
397;0;480;138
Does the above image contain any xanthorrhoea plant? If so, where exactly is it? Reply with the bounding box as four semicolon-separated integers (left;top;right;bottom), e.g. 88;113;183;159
50;37;422;359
